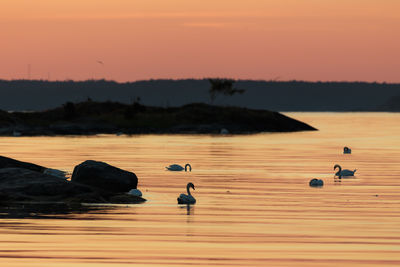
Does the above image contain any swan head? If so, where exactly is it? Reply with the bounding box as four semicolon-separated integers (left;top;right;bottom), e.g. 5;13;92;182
185;164;192;172
187;182;195;190
334;164;342;178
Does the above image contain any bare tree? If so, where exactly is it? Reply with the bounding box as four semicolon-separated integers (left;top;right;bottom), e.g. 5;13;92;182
208;78;245;103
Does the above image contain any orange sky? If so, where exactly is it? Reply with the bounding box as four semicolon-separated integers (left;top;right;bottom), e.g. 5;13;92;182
1;0;399;82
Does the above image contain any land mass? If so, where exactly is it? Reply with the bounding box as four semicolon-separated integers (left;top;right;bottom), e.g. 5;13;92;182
0;101;316;136
0;156;146;205
0;79;399;111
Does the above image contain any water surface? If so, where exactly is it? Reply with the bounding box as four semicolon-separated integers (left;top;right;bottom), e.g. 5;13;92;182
0;113;399;266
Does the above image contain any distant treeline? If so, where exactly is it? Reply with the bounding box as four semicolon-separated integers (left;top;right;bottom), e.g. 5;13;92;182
0;79;399;111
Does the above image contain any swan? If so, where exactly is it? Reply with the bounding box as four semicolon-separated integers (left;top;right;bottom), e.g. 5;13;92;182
177;182;196;204
128;188;142;197
309;178;324;187
43;168;68;179
166;163;192;172
343;147;352;154
334;164;356;178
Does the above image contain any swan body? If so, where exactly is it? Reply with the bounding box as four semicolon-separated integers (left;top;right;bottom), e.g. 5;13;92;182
309;178;324;187
43;168;67;179
177;182;196;204
334;164;356;178
166;163;192;172
128;189;142;197
343;147;352;154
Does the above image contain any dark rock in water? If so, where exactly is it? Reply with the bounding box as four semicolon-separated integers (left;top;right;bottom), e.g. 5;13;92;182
71;160;138;193
0;167;145;204
0;168;94;202
0;156;46;173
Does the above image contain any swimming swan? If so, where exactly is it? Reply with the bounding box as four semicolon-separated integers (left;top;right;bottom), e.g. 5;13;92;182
166;163;192;172
177;182;196;204
343;147;352;154
334;164;356;178
309;178;324;187
128;188;142;197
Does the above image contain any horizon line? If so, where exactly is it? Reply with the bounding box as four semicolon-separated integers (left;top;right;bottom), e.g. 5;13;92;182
0;78;399;85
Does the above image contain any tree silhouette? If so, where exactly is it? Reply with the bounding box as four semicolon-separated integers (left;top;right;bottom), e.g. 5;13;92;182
208;78;245;103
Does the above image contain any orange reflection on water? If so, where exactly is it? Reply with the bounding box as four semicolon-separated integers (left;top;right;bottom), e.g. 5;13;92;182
0;112;399;266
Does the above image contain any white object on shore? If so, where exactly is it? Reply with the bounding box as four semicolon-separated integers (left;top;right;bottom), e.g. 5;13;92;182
220;128;229;134
128;189;142;197
44;168;68;179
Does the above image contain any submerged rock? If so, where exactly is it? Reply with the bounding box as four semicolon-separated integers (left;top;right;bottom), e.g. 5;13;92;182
71;160;138;193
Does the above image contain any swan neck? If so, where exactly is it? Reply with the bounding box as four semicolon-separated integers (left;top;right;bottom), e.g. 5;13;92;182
185;164;191;172
335;165;342;173
187;184;191;195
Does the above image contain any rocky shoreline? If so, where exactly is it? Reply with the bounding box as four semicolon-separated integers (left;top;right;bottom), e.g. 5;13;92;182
0;101;316;136
0;156;146;205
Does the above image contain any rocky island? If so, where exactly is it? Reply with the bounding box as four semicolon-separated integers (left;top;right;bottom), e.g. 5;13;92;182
0;100;316;136
0;155;146;204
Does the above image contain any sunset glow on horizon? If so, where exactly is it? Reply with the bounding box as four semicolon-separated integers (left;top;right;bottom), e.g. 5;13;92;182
1;0;399;82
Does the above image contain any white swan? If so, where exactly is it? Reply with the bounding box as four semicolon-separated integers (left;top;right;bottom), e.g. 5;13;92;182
334;164;356;178
166;163;192;172
177;182;196;204
343;147;352;154
43;168;68;179
309;178;324;187
128;188;142;197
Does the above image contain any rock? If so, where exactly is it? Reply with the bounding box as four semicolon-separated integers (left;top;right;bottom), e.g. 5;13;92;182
71;160;138;193
0;167;146;204
0;156;45;173
0;168;94;202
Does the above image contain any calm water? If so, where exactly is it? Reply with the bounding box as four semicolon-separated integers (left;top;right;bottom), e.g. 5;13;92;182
0;113;400;266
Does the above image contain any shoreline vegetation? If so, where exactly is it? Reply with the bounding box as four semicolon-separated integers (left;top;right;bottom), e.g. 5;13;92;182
0;79;399;112
0;100;317;136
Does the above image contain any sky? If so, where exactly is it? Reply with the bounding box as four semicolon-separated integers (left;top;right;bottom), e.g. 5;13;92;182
1;0;399;82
